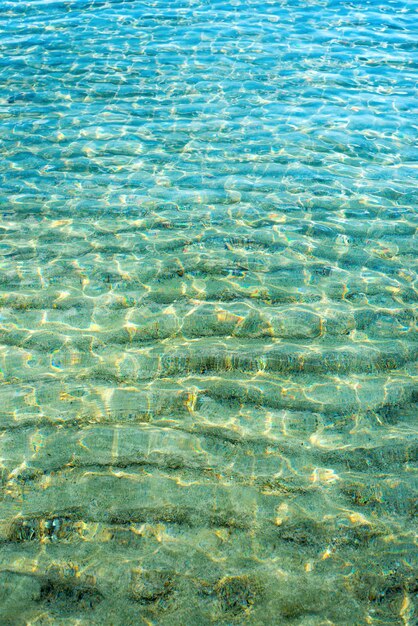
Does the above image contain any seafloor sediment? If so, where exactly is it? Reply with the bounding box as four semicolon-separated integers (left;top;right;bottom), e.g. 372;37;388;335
0;0;417;624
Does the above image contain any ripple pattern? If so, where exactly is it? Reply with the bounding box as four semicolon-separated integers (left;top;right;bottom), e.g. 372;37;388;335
0;0;417;624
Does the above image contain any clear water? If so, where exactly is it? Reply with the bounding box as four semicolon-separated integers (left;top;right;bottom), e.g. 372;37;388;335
0;0;417;624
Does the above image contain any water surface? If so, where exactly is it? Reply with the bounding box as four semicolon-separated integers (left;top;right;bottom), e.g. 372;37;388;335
0;0;417;624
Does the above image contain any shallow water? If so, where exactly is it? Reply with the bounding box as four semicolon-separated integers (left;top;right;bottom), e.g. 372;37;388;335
0;0;417;624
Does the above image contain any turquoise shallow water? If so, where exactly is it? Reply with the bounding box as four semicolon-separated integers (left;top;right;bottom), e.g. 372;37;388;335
0;0;417;624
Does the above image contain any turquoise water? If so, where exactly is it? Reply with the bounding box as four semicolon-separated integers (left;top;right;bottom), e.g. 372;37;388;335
0;0;417;624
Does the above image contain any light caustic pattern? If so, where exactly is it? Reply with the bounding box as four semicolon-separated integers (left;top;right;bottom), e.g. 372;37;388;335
0;0;417;624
